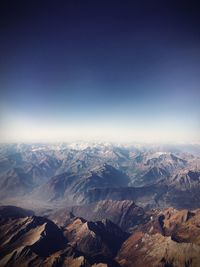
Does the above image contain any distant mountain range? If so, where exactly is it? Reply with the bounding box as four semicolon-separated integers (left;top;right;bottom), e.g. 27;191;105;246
0;143;200;209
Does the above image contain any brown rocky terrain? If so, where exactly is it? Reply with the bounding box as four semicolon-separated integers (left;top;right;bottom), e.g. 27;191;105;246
0;206;126;267
2;205;200;266
116;207;200;267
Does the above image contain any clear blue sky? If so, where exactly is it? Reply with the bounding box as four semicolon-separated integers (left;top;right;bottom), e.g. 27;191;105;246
0;0;199;143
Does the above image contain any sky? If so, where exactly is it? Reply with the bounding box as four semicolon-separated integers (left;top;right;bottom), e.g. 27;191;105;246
0;0;200;143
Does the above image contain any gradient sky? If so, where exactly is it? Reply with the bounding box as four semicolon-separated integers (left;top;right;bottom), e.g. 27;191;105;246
0;0;200;143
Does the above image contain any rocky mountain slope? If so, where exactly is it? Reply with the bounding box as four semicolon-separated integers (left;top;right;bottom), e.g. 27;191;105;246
2;204;200;266
0;205;127;267
32;164;129;205
116;207;200;267
48;200;149;231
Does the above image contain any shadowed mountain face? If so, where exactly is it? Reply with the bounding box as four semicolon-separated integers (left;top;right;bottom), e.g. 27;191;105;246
63;217;129;260
0;206;126;267
0;213;68;265
0;205;34;219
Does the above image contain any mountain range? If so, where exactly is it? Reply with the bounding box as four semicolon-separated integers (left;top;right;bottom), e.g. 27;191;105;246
0;142;200;266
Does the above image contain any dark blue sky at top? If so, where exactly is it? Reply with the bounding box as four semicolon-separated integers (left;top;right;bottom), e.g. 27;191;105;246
0;0;200;142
